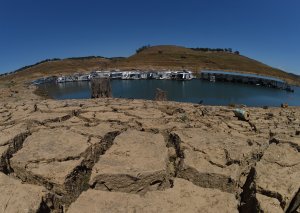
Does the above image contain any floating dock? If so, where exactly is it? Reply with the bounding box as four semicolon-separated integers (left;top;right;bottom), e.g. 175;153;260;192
200;70;294;92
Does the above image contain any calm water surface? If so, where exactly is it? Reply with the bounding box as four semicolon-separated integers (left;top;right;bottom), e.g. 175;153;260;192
38;79;300;107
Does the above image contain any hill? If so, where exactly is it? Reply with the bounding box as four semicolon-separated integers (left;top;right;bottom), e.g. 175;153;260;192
0;45;299;86
111;45;297;84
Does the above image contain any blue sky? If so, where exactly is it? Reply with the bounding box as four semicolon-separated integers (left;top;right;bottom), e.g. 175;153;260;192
0;0;299;74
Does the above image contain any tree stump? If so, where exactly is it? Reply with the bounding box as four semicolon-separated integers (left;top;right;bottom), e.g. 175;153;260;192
91;78;112;98
155;88;167;101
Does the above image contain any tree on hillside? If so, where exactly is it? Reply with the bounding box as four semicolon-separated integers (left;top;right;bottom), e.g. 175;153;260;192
136;45;151;54
191;47;236;53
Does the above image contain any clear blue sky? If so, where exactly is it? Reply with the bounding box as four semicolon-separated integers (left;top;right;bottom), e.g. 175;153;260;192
0;0;299;74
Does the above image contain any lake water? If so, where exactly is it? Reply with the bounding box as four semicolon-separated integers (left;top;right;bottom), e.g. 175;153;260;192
38;79;300;107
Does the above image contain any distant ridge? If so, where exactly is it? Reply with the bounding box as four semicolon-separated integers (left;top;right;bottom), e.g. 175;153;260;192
1;45;299;85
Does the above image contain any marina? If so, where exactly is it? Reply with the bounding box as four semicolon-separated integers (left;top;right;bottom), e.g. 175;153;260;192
32;69;294;92
33;69;299;107
32;70;194;85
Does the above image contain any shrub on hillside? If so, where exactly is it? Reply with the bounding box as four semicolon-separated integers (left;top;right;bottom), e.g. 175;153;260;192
136;45;151;54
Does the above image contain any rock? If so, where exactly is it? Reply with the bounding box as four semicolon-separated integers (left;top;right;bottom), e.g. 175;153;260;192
10;128;94;205
256;193;283;213
286;190;300;213
0;103;34;124
68;178;238;213
23;111;71;124
70;122;122;139
0;145;10;173
0;173;49;212
173;128;267;193
126;108;165;119
135;119;186;132
80;105;112;113
0;123;29;147
0;123;30;173
89;130;169;193
45;116;85;128
270;136;300;149
158;104;186;116
80;111;134;123
255;142;300;211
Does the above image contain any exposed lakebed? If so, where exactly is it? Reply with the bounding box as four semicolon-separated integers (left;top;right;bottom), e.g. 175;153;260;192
38;79;300;107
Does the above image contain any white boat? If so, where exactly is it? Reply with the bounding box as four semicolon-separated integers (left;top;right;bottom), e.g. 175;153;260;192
78;74;90;81
57;76;66;83
177;71;193;80
139;72;147;79
128;72;140;80
110;72;123;79
121;72;130;79
65;76;76;82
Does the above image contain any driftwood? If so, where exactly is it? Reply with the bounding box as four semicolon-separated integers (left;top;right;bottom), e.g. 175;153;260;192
155;88;167;101
91;78;112;98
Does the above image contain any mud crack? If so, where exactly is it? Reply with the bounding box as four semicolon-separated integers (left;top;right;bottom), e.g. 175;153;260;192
0;131;31;174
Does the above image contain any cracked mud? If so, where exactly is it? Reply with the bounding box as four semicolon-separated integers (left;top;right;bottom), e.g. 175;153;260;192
0;98;299;213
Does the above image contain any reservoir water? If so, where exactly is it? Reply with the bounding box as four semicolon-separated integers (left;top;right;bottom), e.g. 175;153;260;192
38;79;300;107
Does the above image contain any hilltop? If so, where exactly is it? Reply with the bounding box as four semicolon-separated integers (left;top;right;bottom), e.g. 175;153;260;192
0;45;299;86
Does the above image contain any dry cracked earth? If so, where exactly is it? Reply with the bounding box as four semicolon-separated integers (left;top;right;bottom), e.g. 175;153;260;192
0;98;299;213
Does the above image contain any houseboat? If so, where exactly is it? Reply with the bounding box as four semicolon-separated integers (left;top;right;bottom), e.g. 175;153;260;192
57;76;67;83
110;72;123;79
78;74;90;81
176;71;193;80
128;72;141;80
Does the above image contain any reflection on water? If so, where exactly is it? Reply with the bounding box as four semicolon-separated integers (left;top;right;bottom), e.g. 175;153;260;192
38;79;300;107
